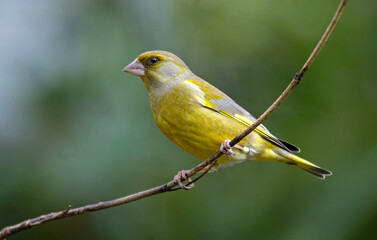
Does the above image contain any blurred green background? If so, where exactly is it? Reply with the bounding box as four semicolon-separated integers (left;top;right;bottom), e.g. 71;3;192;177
1;0;376;239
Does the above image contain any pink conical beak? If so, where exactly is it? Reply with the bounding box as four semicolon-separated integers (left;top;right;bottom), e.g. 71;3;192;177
123;60;145;76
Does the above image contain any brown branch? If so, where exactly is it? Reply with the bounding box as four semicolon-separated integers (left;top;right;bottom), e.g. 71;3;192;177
0;0;347;239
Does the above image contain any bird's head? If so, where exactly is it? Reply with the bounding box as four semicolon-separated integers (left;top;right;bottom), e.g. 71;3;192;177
123;51;193;93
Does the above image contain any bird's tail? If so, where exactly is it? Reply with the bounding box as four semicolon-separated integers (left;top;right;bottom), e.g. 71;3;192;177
278;151;332;179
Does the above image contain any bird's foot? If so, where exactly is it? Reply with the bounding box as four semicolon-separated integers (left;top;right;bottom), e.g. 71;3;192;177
173;170;194;190
220;140;234;157
220;139;245;157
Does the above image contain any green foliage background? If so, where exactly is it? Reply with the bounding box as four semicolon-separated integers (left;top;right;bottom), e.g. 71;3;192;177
1;0;376;239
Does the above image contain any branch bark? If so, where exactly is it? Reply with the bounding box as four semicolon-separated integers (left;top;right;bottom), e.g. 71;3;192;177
0;0;347;239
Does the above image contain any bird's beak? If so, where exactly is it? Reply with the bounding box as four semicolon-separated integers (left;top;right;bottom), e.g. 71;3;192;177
123;60;145;77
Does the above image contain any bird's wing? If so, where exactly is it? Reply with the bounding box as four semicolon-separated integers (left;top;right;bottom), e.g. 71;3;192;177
189;79;300;152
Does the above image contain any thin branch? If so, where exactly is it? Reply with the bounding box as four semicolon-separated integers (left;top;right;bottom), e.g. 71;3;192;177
0;0;347;239
168;159;218;191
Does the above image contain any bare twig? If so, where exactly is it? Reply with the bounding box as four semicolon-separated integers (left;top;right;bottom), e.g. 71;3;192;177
0;0;347;239
168;159;218;191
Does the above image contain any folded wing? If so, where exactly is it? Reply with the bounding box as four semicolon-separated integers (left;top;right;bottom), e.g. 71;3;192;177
189;79;300;153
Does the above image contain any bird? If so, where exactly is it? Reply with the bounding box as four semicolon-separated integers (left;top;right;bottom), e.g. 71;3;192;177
123;50;332;189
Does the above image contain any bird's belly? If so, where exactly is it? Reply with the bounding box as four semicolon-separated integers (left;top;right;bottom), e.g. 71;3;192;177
155;104;262;167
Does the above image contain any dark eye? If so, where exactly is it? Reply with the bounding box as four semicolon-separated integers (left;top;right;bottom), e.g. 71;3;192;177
146;57;159;66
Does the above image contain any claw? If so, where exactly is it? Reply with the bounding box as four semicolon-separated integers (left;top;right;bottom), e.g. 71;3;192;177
220;139;234;157
220;139;246;157
173;170;194;190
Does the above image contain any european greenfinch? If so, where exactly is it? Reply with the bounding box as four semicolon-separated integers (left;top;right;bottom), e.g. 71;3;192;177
123;51;332;189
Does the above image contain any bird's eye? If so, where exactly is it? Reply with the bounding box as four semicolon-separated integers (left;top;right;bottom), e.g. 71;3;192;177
146;57;159;66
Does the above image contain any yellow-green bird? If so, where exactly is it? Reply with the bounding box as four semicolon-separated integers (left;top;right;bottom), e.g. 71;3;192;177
123;51;332;189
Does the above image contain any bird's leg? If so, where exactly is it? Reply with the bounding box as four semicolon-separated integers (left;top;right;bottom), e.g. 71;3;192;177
220;140;233;157
220;139;245;157
173;170;194;190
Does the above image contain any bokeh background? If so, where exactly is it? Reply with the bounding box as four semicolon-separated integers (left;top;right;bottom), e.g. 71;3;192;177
1;0;376;239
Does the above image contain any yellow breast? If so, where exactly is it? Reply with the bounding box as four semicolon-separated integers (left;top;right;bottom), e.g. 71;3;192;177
150;80;263;167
